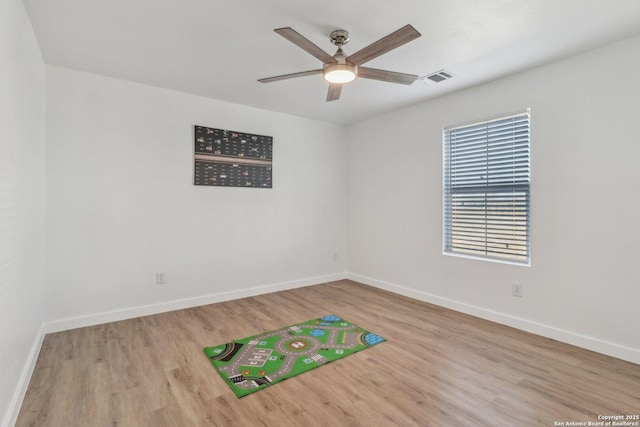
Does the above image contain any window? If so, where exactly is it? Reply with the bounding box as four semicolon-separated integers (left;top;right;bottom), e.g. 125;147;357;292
443;110;530;264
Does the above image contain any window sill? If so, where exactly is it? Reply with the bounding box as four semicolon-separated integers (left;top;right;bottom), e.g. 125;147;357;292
442;251;531;267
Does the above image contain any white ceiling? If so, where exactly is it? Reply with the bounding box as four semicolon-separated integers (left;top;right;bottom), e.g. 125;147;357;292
24;0;640;125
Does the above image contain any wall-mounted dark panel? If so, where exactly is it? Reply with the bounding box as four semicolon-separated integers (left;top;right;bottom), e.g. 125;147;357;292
194;126;272;188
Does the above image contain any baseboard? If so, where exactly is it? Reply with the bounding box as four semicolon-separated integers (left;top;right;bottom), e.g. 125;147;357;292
43;272;348;334
2;324;46;427
348;273;640;365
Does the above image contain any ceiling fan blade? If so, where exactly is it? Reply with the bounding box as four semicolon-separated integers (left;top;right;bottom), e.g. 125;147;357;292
358;67;418;85
326;84;342;102
275;27;338;65
258;69;323;83
346;24;421;66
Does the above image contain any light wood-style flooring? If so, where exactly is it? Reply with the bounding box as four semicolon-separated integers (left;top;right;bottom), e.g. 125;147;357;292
16;280;640;426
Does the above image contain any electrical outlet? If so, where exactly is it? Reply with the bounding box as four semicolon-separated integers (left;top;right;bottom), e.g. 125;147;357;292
333;252;338;262
512;283;523;298
156;272;166;285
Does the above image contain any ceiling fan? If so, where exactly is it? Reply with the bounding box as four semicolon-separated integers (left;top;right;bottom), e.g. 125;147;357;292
258;25;421;102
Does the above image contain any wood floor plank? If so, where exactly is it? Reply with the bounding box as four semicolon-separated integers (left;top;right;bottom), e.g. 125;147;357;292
15;280;640;426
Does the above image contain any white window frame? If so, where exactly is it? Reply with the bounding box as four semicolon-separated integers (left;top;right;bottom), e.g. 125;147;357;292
442;109;531;266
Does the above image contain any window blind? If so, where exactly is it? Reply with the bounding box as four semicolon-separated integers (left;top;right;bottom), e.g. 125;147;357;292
443;110;530;264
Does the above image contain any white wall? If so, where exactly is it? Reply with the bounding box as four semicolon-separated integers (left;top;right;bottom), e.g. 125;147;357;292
0;0;46;424
44;66;348;328
347;35;640;363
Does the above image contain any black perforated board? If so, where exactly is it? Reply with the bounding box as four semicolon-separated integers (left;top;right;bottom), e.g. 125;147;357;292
194;126;272;188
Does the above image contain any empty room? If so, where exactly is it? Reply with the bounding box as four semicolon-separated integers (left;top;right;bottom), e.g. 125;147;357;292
3;0;640;426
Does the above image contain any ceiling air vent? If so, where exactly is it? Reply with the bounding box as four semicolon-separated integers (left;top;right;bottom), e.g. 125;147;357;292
421;70;453;84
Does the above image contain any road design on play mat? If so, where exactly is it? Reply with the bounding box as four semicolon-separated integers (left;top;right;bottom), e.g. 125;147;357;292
203;314;385;397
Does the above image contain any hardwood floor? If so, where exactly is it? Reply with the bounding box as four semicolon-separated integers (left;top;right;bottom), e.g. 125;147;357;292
16;280;640;426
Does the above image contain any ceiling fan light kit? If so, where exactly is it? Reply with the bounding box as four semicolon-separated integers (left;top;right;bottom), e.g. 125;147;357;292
323;64;357;84
258;25;421;101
